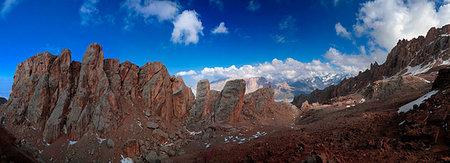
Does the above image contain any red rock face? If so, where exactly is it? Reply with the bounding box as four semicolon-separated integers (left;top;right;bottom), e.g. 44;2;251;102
293;24;450;107
1;43;196;143
214;79;246;124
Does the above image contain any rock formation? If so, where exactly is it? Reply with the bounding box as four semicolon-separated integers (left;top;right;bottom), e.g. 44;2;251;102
0;43;195;143
0;97;6;105
293;24;450;107
214;79;246;124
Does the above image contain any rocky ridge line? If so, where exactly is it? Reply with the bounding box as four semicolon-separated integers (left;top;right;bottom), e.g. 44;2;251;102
293;24;450;107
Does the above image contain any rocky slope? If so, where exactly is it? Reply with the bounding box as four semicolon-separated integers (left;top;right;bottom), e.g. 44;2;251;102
0;43;297;162
172;68;449;162
293;24;450;107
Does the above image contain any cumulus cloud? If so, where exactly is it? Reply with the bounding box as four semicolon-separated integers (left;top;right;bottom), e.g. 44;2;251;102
324;48;373;74
335;22;351;39
247;0;261;11
122;0;204;45
179;58;351;84
122;0;179;23
1;0;21;18
176;70;197;76
171;10;204;45
211;22;228;34
353;0;450;50
209;0;224;10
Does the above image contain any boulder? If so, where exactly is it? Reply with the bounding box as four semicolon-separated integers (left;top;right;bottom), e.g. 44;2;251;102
124;139;140;158
106;139;114;148
144;151;161;163
146;122;159;129
214;79;246;124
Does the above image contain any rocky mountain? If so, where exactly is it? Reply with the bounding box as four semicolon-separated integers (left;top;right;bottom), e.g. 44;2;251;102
0;43;297;162
293;24;450;107
0;97;6;105
209;74;348;102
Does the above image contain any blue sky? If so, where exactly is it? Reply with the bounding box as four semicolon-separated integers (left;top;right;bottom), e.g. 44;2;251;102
0;0;449;97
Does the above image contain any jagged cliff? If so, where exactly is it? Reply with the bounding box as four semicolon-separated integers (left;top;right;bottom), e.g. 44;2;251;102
293;24;450;107
1;43;195;143
0;43;298;162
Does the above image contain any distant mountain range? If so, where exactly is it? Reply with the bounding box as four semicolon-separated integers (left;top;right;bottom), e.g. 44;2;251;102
207;73;350;101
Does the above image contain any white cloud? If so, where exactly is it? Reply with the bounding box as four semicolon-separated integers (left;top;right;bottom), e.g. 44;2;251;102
79;0;114;26
272;34;286;43
211;22;229;34
279;15;297;31
182;58;346;84
122;0;180;23
80;0;100;26
1;0;21;18
122;1;205;45
171;10;204;45
247;0;261;11
335;22;351;39
209;0;224;10
353;0;450;50
324;48;373;74
176;70;197;76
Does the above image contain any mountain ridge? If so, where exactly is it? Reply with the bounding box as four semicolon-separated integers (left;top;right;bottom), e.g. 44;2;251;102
293;24;450;107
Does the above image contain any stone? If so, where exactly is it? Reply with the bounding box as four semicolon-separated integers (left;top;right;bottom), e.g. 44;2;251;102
214;79;246;124
144;151;161;163
146;122;159;129
144;109;151;117
152;129;168;142
106;139;114;148
124;139;140;158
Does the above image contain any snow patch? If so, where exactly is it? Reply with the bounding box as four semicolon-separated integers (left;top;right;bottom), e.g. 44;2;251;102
404;61;435;75
137;121;142;128
398;90;439;113
205;143;211;148
97;136;106;144
120;155;133;163
43;138;51;147
186;129;202;135
252;131;267;139
359;98;366;103
69;141;78;146
162;142;174;147
440;34;450;37
398;120;406;126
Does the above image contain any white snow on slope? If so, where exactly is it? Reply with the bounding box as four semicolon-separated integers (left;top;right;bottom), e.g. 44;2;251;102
404;61;435;75
120;155;133;163
398;90;439;113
